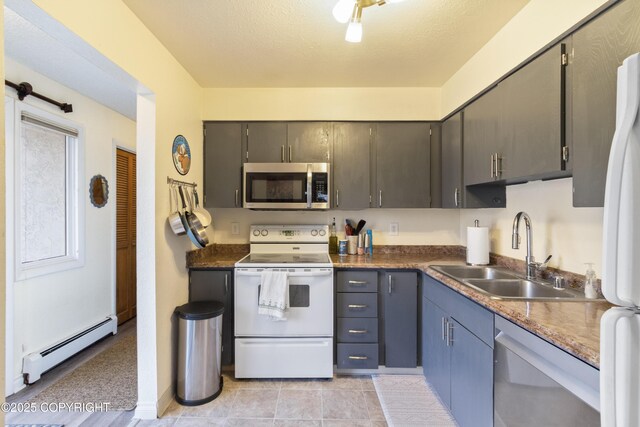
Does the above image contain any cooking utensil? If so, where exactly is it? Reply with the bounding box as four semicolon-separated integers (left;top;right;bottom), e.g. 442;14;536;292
191;187;212;228
354;219;366;235
168;185;186;235
178;185;208;248
345;219;354;236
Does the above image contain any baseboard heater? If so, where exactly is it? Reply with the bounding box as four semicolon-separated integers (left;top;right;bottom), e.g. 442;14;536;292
22;315;117;384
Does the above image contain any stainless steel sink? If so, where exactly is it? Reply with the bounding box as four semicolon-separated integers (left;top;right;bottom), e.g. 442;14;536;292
430;265;601;301
431;265;516;280
464;278;583;300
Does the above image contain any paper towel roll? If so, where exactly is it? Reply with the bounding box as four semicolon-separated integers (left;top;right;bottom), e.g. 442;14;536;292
467;226;490;265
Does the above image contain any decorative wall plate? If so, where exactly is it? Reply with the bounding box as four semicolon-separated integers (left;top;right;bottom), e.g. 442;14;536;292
89;174;109;208
172;135;191;175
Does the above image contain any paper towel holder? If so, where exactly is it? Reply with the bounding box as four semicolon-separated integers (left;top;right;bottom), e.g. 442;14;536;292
466;219;490;266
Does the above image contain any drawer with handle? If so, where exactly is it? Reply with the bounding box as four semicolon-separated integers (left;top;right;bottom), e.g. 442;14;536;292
337;271;378;293
337;318;378;343
337;293;378;318
337;343;379;369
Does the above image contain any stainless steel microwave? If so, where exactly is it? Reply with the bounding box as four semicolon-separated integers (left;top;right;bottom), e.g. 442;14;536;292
243;163;330;210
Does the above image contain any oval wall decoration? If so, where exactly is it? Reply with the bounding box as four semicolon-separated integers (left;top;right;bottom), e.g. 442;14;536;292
172;135;191;175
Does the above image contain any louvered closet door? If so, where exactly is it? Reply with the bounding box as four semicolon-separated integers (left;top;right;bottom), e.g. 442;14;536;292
116;149;137;325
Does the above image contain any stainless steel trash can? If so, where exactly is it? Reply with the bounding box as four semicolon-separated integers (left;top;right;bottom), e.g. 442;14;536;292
175;301;224;406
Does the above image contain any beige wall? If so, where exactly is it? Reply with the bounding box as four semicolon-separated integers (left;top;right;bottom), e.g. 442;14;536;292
445;0;612;276
32;0;203;414
210;209;460;246
460;179;603;276
203;87;441;121
440;0;611;115
4;58;136;388
0;5;6;422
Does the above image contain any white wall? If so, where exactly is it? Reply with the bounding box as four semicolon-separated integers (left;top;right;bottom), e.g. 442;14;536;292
210;208;460;246
4;58;136;388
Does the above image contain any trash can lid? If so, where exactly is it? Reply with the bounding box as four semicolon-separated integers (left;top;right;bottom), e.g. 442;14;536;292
175;301;225;320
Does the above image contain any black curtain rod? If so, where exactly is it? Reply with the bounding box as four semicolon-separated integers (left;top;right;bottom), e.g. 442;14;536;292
5;80;73;113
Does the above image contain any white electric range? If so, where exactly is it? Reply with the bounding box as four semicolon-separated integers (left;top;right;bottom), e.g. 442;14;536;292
234;225;334;378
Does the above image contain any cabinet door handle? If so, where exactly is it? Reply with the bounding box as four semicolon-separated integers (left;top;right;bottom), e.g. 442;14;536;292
388;275;393;294
348;355;368;360
336;189;340;207
235;189;239;207
348;280;368;285
447;321;454;347
491;154;493;178
454;188;459;207
442;317;447;342
348;329;368;334
496;154;502;179
281;145;285;162
224;273;229;295
289;146;292;162
348;304;368;309
379;190;382;207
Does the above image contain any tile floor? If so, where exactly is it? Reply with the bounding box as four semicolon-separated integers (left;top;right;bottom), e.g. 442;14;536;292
139;374;388;427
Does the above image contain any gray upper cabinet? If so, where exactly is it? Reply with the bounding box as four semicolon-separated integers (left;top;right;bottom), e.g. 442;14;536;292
287;122;331;163
245;122;287;163
333;122;371;210
500;44;567;182
382;272;418;368
463;87;502;186
204;122;242;208
374;122;431;208
441;112;463;208
571;0;640;207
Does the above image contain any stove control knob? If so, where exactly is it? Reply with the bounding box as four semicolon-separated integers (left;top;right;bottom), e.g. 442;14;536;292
311;229;318;236
318;229;326;236
261;229;268;236
252;229;260;237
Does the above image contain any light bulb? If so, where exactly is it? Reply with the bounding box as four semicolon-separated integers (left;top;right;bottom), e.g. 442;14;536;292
333;0;356;23
345;21;362;43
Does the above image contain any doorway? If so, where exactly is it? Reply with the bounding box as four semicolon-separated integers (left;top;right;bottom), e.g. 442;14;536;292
116;148;137;325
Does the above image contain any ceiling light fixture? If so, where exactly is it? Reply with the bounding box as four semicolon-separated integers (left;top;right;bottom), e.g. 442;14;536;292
333;0;405;43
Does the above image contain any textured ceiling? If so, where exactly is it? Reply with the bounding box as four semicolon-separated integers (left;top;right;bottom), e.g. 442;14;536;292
123;0;529;88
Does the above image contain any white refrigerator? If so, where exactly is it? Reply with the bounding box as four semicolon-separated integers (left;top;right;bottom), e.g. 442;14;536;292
601;52;640;427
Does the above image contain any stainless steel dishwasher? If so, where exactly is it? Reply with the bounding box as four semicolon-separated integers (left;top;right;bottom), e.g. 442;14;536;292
494;316;600;427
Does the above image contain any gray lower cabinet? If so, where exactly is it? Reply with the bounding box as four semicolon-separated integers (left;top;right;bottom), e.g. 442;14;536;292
571;0;640;207
189;269;234;366
287;122;331;163
423;297;451;407
373;123;431;208
332;122;372;209
336;271;379;369
382;272;418;368
203;122;243;208
441;112;463;208
244;122;287;163
422;274;493;427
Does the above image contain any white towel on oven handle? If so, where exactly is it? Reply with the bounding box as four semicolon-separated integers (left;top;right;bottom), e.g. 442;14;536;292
258;270;289;320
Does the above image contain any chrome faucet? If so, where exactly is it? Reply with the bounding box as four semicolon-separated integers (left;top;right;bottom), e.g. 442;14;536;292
511;211;551;280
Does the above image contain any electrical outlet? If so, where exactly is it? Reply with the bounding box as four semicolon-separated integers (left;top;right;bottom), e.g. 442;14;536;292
389;222;399;236
231;222;240;235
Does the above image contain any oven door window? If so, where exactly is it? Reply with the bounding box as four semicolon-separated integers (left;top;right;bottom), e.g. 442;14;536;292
258;284;310;308
246;173;307;203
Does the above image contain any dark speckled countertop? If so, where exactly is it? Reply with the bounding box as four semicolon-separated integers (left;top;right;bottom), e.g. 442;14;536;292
187;245;610;367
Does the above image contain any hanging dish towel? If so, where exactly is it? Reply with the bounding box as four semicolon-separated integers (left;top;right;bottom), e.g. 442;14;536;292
258;270;289;320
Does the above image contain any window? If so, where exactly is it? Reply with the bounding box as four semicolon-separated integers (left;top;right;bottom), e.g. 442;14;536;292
13;103;84;280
